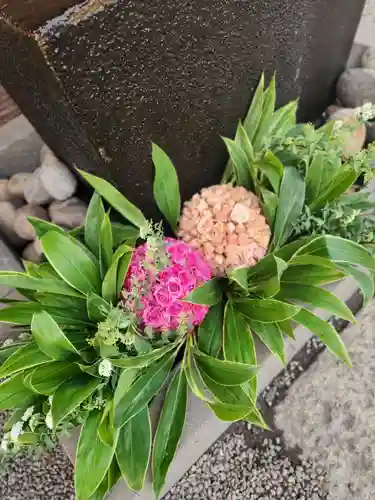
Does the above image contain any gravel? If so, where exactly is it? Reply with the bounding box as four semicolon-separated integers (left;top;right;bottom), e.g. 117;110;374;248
164;425;328;500
0;412;74;500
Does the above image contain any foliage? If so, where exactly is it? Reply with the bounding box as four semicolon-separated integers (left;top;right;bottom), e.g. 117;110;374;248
0;74;374;500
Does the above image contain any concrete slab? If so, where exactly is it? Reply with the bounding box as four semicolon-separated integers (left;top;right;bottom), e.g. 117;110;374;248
355;0;375;48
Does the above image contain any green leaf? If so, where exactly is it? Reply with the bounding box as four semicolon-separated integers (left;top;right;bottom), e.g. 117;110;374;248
102;246;133;304
228;267;248;291
199;370;252;406
268;100;298;138
116;251;133;297
294;235;375;273
110;343;178;369
197;301;224;357
247;320;286;365
309;166;358;211
277;319;295;340
77;169;147;229
75;410;116;500
27;216;66;239
184;342;214;402
305;151;327;204
111;222;139;248
278;283;355;322
0;342;27;364
272;167;305;249
260;187;278;229
223;302;256;365
243;73;265;141
236;122;254;163
253;74;276;152
98;401;117;447
193;348;258;386
114;351;175;428
152;368;187;498
247;254;287;297
85;192;105;258
257;150;284;193
0;343;51;379
235;298;300;323
0;301;43;325
52;375;102;429
209;402;254;422
244;407;270;430
116;407;151;492
294;308;351;366
41;231;101;295
152;143;181;232
0;373;35;409
0;272;84;297
30;361;80;395
222;137;251;188
86;292;111;322
32;311;81;360
183;278;221;306
273;236;315;262
34;292;87;312
99;213;113;277
336;263;374;304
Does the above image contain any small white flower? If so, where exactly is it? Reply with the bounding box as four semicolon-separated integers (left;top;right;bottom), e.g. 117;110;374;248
98;359;113;378
1;432;10;452
45;411;53;430
21;406;34;422
10;422;23;442
48;396;53;405
2;338;13;347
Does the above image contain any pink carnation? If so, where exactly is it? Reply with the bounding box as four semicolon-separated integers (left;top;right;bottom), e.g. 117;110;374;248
122;238;211;333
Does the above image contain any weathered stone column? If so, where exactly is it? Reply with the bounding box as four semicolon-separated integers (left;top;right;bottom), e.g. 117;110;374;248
0;0;365;218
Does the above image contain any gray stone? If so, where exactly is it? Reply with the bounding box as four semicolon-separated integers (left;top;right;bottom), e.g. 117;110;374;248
0;201;27;248
0;179;11;201
329;108;366;157
22;239;43;263
13;204;48;240
40;146;77;201
7;172;31;198
49;197;87;229
337;68;375;107
23;167;53;205
362;46;375;70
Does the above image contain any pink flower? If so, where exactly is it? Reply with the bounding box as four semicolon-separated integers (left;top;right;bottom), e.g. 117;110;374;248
122;238;212;334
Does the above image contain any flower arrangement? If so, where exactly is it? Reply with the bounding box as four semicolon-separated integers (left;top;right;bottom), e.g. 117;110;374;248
0;74;374;500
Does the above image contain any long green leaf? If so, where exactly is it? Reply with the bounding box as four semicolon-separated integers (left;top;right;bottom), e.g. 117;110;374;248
309;166;358;211
223;302;256;365
102;246;133;304
0;301;43;325
111;222;139;248
305;151;326;204
52;375;102;429
199;370;252;406
99;213;113;277
193;348;258;386
243;73;265;141
116;407;151;492
152;143;181;232
273;236;315;262
294;308;351;366
75;410;116;500
197;301;224;357
32;311;81;360
278;283;355;322
294;235;375;273
114;351;175;428
222;137;251;188
209;402;254;422
183;278;221;306
248;254;287;297
253;74;276;152
87;292;111;322
85;192;105;258
30;361;80;395
110;343;178;369
41;231;101;295
336;263;374;304
260;187;278;229
257;150;284;193
0;272;83;297
235;298;300;323
0;343;51;379
77;169;147;229
152;368;187;498
183;342;214;402
0;373;35;409
247;319;286;365
116;251;133;297
272;167;305;249
268;100;298;138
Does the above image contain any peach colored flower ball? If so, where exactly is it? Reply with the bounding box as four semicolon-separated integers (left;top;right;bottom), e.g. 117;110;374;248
178;184;271;276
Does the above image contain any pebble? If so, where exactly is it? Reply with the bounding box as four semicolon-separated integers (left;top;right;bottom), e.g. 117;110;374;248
49;197;87;228
0;179;12;202
24;167;53;205
40;146;77;201
329;108;366;157
337;68;375;107
362;46;375;71
7;173;32;199
22;239;44;263
13;205;48;241
0;201;26;248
